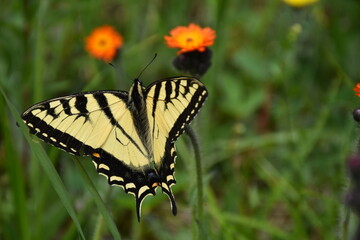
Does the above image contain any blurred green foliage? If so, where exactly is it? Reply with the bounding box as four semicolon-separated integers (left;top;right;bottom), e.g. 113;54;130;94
1;0;360;239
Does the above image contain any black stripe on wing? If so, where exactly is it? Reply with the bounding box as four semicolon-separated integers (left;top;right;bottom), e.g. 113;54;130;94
151;82;161;117
21;90;128;155
74;95;89;119
93;93;147;156
22;113;84;154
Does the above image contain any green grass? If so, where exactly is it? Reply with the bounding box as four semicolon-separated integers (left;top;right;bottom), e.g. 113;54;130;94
1;0;360;239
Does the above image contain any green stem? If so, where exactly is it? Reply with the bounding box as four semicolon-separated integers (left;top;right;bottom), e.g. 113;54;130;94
72;157;121;240
92;188;113;240
185;125;204;235
342;208;350;240
92;214;104;240
33;0;48;102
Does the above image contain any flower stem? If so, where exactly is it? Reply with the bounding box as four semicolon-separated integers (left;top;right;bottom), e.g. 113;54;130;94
185;125;204;227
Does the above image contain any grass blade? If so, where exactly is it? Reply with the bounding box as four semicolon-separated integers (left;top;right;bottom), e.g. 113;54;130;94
0;86;86;240
72;157;121;240
0;93;29;240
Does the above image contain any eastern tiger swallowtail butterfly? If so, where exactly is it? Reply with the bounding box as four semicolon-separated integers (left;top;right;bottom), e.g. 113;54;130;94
21;76;208;221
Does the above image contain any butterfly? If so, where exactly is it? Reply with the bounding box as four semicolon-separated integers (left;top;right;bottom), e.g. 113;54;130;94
21;76;208;221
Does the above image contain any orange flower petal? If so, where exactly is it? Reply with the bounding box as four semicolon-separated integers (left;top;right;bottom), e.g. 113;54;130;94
85;25;123;62
164;23;216;54
353;83;360;97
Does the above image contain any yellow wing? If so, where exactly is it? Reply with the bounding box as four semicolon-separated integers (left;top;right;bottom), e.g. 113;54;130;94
145;77;208;214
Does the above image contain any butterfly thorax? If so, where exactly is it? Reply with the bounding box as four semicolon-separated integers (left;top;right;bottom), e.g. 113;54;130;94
128;79;154;163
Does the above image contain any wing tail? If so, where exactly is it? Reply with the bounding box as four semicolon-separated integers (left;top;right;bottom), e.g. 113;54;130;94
161;183;177;216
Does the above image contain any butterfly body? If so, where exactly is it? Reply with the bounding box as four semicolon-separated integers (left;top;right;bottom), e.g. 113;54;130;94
127;79;153;160
22;77;208;221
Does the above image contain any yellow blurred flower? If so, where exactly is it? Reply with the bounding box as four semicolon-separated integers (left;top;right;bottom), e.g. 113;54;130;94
85;25;123;62
282;0;319;7
164;23;216;55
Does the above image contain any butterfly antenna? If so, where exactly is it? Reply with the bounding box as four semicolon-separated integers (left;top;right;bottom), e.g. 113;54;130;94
108;62;133;84
136;53;157;80
108;62;126;77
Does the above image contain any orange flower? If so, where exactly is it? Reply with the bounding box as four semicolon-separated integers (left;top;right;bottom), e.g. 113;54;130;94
354;83;360;97
164;23;216;54
85;25;123;62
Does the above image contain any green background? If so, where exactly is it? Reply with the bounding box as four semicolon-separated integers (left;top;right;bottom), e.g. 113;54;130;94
1;0;359;239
